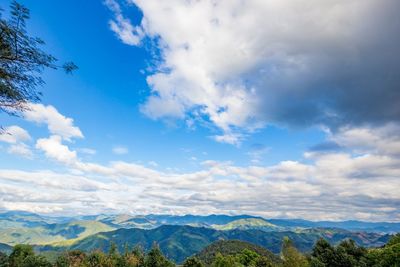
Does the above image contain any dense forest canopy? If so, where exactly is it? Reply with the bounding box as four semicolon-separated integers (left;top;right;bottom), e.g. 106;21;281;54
0;234;399;267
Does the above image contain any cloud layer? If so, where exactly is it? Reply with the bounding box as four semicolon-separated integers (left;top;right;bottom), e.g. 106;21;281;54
111;0;400;143
2;110;400;220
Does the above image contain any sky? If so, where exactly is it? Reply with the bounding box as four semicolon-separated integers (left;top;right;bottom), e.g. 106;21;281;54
0;0;399;221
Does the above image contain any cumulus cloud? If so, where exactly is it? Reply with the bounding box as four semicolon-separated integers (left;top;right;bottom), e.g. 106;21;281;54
36;135;78;165
1;105;83;159
1;122;399;220
0;126;33;158
213;132;245;146
330;123;400;156
108;0;400;143
0;125;31;144
104;0;143;46
24;103;83;141
0;170;109;191
7;143;33;159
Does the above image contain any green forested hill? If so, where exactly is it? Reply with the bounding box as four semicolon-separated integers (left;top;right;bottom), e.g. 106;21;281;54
39;225;391;263
48;225;219;263
212;218;281;231
2;211;400;234
0;220;115;245
195;240;280;265
0;211;396;264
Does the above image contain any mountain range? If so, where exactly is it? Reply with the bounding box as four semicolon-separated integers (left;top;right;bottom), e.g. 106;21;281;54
0;211;398;263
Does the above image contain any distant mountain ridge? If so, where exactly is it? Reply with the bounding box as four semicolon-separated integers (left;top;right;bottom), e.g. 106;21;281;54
0;211;115;245
38;225;391;263
2;210;399;233
0;242;12;254
212;218;281;231
0;211;397;263
0;210;399;260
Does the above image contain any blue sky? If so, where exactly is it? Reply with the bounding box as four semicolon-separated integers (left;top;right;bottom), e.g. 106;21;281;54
1;0;399;221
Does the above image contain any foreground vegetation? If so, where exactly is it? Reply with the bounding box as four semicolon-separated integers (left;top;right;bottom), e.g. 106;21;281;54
0;234;399;267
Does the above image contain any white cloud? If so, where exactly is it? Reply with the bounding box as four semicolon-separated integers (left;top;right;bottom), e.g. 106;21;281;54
213;132;244;146
112;146;129;155
7;143;33;159
0;106;83;160
24;103;83;141
0;126;33;159
106;0;400;144
36;135;78;165
0;169;109;191
105;0;143;46
331;123;400;156
0;125;31;144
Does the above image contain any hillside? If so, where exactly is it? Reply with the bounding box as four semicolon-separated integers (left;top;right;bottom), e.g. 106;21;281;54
0;242;12;254
3;234;400;267
212;218;281;231
55;225;218;263
0;220;115;245
90;214;260;229
2;211;400;233
267;219;400;233
38;225;391;263
195;240;280;265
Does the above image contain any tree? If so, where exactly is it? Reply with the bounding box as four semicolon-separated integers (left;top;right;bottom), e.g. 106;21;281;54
336;239;368;266
121;254;142;267
144;244;175;267
183;257;205;267
379;242;400;267
366;234;400;267
64;250;86;267
386;233;400;247
310;238;370;267
310;238;335;267
131;245;145;266
0;1;77;115
281;237;309;267
8;244;34;267
211;253;240;267
236;248;260;266
54;254;70;267
85;251;107;267
0;252;8;267
255;256;274;267
20;255;51;267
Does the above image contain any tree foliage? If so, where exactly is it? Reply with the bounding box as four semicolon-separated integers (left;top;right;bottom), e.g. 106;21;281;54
0;251;8;267
1;235;400;267
144;244;174;267
0;1;77;115
183;257;205;267
280;237;308;267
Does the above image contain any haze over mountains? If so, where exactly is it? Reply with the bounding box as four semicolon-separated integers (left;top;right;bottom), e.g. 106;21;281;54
0;211;398;263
